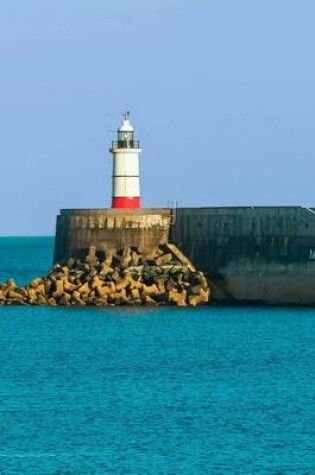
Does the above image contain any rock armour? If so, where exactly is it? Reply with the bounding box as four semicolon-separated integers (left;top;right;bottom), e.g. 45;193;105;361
0;245;210;307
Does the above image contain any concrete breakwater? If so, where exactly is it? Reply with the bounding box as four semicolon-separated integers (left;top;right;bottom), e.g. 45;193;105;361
0;244;210;307
54;207;315;304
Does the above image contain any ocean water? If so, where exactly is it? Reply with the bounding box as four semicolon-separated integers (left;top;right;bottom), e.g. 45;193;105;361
0;238;315;474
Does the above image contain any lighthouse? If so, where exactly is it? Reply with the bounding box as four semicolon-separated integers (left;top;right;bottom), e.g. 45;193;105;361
110;112;142;209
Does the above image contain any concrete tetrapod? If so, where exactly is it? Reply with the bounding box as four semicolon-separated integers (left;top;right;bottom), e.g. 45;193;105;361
0;245;210;307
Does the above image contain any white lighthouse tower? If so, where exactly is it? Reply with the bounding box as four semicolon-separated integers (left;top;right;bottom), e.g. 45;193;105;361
110;112;142;209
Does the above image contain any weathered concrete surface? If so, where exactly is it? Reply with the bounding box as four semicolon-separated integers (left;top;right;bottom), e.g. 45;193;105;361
54;206;315;304
216;263;315;304
54;209;171;263
170;207;315;304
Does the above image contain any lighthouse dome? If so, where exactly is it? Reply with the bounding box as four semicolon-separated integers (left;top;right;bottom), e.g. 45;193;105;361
118;119;134;132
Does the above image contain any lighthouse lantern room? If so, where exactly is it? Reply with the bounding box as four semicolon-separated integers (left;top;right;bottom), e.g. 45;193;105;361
110;112;142;209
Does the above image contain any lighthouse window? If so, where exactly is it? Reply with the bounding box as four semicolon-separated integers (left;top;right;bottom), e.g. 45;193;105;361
118;131;133;141
118;132;133;143
118;131;134;148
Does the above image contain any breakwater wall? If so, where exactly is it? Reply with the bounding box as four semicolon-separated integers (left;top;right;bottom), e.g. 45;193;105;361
54;206;315;304
54;209;171;263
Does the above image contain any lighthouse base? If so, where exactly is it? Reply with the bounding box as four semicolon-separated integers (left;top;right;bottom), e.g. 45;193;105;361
112;197;141;209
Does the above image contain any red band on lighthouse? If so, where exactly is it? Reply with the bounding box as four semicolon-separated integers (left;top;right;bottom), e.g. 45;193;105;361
112;197;141;209
109;112;142;209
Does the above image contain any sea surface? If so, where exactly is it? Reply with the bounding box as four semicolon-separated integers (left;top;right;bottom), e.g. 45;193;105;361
0;237;314;474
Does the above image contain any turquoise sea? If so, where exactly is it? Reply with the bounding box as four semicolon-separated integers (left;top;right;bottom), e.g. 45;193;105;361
0;237;315;474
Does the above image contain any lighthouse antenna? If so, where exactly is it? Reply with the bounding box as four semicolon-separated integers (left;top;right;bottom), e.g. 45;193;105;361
123;110;130;120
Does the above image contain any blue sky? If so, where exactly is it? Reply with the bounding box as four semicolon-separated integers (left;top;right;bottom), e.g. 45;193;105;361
0;0;314;235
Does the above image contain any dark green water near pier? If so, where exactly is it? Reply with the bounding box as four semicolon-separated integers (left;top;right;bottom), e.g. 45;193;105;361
0;238;314;474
